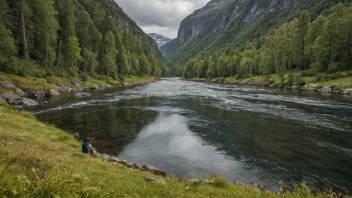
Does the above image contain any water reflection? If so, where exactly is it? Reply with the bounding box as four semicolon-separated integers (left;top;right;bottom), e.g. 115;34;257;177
119;113;258;184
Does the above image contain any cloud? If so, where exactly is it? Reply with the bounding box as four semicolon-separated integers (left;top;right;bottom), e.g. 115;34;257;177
116;0;209;38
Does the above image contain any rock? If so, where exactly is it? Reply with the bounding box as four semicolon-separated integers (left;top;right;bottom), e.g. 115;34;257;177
46;89;61;97
202;179;214;185
188;179;200;183
90;85;100;90
16;88;27;97
343;89;352;95
74;92;91;97
127;163;134;168
119;160;128;166
25;89;46;98
102;154;121;163
13;105;24;110
1;92;23;105
142;165;167;177
0;96;5;103
21;98;39;107
16;138;26;142
71;79;82;87
57;86;73;93
0;81;15;90
318;86;333;93
292;86;298;89
269;84;276;88
132;163;142;170
143;176;165;184
143;176;157;183
44;101;49;104
98;84;106;89
71;87;83;92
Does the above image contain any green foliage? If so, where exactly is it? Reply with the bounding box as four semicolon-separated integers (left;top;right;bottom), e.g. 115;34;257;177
0;0;169;80
183;4;352;83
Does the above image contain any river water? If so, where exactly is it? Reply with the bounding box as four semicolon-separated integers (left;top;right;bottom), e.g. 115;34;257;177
31;78;352;193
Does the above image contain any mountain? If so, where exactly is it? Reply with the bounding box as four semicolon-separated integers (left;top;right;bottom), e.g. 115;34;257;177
161;0;346;65
148;33;172;48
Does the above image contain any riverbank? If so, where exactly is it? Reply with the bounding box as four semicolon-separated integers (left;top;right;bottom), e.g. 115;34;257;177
0;104;346;197
190;74;352;95
0;72;159;109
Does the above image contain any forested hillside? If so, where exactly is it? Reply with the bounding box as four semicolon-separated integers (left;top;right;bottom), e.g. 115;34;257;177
0;0;172;82
163;0;349;65
182;3;352;88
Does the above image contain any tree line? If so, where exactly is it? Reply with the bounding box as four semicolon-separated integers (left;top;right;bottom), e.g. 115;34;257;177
183;3;352;82
0;0;170;79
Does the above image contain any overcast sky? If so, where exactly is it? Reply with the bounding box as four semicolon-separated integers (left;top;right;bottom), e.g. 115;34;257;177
116;0;209;39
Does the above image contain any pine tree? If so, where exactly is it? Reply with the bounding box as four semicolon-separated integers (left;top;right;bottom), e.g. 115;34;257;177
30;0;59;67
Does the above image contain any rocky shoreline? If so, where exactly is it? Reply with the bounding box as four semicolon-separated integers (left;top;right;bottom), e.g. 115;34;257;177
0;79;158;109
100;153;269;192
191;79;352;95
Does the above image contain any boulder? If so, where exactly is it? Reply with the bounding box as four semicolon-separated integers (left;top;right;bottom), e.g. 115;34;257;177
0;96;5;103
71;79;82;87
16;88;27;97
132;163;142;170
46;89;61;97
143;176;165;184
90;85;100;90
98;84;106;89
74;92;91;97
21;98;39;107
142;165;167;177
202;179;214;185
1;92;23;105
0;81;15;90
318;86;332;93
343;89;352;95
118;160;128;166
57;86;72;93
102;154;121;163
25;89;45;98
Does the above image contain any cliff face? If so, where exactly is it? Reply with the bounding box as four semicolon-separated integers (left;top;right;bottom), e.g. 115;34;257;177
162;0;343;64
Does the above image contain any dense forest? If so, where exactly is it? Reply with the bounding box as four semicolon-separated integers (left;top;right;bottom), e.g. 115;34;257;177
0;0;176;81
183;3;352;85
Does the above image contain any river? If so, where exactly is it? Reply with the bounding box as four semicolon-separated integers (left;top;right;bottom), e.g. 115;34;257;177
31;78;352;193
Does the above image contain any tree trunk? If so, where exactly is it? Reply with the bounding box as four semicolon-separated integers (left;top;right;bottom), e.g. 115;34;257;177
274;39;279;75
45;34;50;67
57;40;62;67
21;0;29;60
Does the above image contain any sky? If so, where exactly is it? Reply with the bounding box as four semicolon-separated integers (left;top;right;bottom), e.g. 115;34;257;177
116;0;210;39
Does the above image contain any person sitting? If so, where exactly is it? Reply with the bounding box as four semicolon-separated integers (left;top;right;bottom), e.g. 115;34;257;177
82;137;95;155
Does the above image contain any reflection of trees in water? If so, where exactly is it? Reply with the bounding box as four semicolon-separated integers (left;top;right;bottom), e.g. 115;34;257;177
37;97;159;155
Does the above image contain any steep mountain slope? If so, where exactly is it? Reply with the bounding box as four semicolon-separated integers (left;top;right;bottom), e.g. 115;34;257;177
148;33;172;48
1;0;168;82
81;0;163;59
162;0;347;65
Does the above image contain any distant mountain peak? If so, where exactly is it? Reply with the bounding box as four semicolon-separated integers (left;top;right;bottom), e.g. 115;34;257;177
148;33;172;48
206;0;227;6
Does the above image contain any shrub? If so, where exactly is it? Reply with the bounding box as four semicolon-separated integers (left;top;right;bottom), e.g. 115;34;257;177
287;73;294;86
294;73;306;86
315;73;323;82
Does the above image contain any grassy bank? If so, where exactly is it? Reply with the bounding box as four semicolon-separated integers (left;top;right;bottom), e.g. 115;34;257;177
0;105;347;197
192;73;352;91
0;71;158;94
